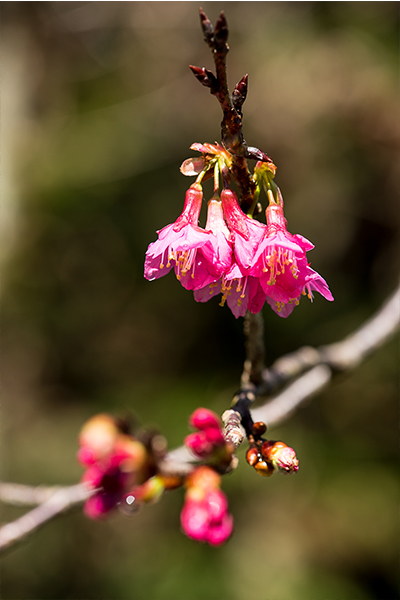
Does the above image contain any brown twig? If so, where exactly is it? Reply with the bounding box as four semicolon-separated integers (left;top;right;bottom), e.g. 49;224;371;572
191;9;273;213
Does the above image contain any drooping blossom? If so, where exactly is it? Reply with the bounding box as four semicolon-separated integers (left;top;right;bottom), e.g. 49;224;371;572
250;203;333;317
144;184;231;291
181;466;233;546
194;263;267;319
78;414;148;519
220;188;266;271
193;189;270;317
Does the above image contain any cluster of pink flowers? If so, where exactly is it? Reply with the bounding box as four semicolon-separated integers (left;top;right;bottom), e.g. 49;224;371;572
77;414;148;519
180;466;233;546
185;407;228;460
144;152;333;318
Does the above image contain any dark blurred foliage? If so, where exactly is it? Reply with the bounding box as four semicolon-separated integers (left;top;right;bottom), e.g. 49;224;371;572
1;2;399;599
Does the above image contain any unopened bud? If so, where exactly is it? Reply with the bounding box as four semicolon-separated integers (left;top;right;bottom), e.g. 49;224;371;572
190;408;221;431
246;447;259;467
262;441;299;473
254;460;274;477
251;421;267;438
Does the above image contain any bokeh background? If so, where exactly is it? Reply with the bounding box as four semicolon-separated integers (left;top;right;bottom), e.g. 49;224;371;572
2;2;399;599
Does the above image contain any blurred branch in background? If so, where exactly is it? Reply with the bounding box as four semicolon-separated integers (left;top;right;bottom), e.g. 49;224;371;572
0;483;93;555
3;283;396;556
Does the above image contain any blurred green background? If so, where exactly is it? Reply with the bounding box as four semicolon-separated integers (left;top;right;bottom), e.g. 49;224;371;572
2;2;399;599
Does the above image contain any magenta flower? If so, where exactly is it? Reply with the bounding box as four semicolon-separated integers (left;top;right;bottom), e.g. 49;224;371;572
220;188;266;271
194;263;267;319
181;491;233;546
78;415;147;519
144;185;232;291
181;466;233;546
250;204;333;317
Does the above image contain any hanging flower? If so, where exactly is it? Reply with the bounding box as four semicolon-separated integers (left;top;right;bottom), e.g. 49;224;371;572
220;188;266;271
144;184;231;291
250;203;333;317
194;263;267;319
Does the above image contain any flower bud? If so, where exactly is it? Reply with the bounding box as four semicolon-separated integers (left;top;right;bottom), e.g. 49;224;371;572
251;421;267;438
135;475;165;504
246;447;259;467
254;460;275;477
186;465;221;491
185;431;213;458
78;414;119;463
189;408;221;431
262;441;299;473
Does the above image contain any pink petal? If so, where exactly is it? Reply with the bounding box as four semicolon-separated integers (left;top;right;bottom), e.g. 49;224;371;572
180;157;206;176
207;514;234;546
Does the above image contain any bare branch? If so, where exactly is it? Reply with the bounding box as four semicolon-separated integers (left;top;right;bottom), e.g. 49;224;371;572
241;311;265;387
251;283;400;427
0;483;93;555
260;283;400;395
252;365;332;427
0;482;70;507
192;9;275;211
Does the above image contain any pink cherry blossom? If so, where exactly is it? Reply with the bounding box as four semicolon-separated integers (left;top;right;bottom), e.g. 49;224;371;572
250;204;333;317
144;186;232;291
189;407;222;431
220;188;266;271
194;263;267;319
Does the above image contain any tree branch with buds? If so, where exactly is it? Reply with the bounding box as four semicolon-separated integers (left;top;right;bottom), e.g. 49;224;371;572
190;9;273;213
1;282;397;554
2;8;398;556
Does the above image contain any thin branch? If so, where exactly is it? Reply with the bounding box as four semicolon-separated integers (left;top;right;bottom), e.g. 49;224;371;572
260;283;400;396
252;365;332;427
0;482;71;507
0;483;94;555
191;9;273;212
241;311;265;388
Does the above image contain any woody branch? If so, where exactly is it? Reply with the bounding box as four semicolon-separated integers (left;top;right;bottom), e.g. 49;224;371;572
0;283;398;555
190;9;272;213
